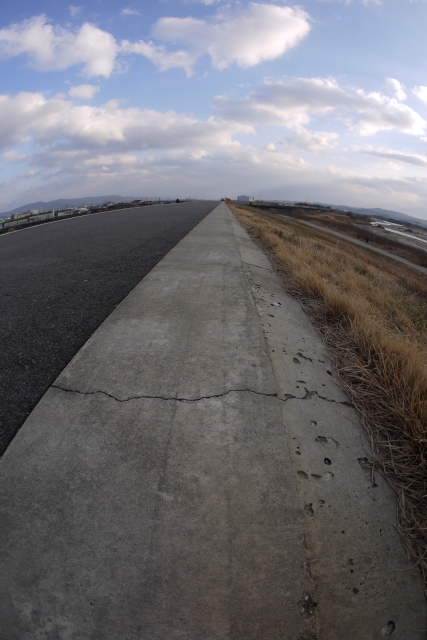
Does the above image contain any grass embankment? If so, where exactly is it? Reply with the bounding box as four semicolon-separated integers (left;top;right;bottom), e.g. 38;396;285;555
232;204;427;591
278;208;427;268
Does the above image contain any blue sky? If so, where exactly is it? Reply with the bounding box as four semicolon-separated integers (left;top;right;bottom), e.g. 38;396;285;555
1;0;427;216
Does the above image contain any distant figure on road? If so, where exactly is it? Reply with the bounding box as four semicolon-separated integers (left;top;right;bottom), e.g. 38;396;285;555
176;198;180;203
365;237;369;244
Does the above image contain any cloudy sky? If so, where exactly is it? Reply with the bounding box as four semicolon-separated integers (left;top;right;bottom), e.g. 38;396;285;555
1;0;427;216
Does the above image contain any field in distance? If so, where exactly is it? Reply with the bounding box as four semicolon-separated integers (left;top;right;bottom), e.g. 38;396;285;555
253;202;427;269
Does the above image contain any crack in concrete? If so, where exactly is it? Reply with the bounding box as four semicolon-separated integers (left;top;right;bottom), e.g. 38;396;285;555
235;236;254;243
52;382;351;409
244;263;273;272
52;384;278;404
280;388;353;406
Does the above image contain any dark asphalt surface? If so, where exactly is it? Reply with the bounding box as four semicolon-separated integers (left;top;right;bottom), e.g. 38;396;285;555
0;201;218;457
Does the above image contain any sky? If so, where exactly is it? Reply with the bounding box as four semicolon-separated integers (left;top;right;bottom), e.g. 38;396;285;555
1;0;427;216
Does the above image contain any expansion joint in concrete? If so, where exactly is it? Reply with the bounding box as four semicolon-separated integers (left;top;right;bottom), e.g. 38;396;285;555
51;384;278;404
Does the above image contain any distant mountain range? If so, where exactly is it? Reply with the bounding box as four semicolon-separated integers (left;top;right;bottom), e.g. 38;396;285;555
334;205;427;228
0;196;144;217
2;195;427;229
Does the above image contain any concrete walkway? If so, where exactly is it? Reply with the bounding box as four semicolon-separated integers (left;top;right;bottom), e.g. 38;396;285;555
0;203;425;639
276;213;427;277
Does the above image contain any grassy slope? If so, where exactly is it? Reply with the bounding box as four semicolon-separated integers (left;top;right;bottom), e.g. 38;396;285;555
277;207;427;268
232;204;427;592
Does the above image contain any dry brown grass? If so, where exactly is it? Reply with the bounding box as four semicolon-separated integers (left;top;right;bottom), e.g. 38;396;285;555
276;207;427;268
231;203;427;592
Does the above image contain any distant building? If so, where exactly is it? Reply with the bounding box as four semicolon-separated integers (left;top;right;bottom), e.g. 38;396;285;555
30;209;38;215
237;195;255;203
12;212;29;220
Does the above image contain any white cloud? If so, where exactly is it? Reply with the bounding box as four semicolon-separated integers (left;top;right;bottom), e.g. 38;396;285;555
154;4;311;69
281;131;339;152
325;0;382;4
386;78;406;101
413;86;427;105
121;8;140;16
0;15;119;77
125;3;310;74
43;151;140;173
213;76;426;136
358;145;427;167
0;91;250;151
69;5;82;18
121;40;195;76
68;84;100;99
3;150;27;162
0;6;310;79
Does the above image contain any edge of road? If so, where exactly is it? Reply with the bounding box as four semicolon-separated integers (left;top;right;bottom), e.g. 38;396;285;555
0;201;218;459
0;203;425;639
274;212;427;277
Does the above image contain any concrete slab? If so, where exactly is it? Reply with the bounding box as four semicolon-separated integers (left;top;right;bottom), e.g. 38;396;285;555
54;218;275;400
0;204;314;640
231;212;427;639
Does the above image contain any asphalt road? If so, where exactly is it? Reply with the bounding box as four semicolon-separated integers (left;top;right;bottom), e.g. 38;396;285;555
0;202;218;456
